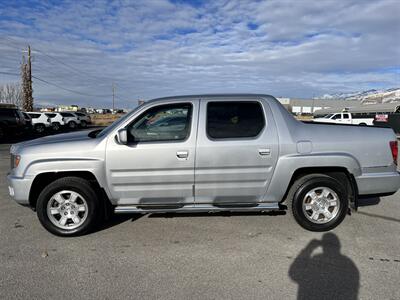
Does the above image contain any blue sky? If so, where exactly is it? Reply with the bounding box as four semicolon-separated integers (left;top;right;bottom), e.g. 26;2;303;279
0;0;399;108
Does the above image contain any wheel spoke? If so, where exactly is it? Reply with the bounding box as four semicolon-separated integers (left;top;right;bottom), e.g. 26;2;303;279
50;208;59;215
304;204;313;210
69;192;78;203
323;210;332;220
322;189;331;198
328;199;338;207
77;205;86;212
309;191;318;201
59;216;68;226
72;216;81;224
53;194;64;204
311;211;320;220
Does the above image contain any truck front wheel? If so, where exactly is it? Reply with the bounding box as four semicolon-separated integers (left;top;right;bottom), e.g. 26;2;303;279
288;174;348;231
36;177;101;236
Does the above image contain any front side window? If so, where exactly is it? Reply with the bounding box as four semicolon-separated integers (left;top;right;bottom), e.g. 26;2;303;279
127;103;192;142
207;101;265;139
331;114;341;120
61;113;73;117
342;113;350;119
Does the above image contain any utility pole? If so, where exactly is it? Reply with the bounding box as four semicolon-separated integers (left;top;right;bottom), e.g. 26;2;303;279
21;45;33;111
112;82;115;112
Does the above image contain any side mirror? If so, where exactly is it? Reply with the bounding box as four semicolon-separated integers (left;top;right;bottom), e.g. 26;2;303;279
116;128;128;145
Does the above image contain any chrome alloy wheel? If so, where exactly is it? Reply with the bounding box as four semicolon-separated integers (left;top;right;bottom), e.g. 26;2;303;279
46;190;88;230
302;187;340;224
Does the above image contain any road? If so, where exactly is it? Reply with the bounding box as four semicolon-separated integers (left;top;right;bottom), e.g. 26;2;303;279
0;141;399;299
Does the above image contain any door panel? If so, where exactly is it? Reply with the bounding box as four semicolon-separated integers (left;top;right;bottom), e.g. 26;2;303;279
194;98;279;205
105;100;199;205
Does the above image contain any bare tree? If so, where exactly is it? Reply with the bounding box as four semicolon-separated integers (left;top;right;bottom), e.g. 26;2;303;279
0;82;23;108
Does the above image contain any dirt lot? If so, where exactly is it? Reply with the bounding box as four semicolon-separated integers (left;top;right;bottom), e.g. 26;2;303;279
0;136;399;299
91;113;124;126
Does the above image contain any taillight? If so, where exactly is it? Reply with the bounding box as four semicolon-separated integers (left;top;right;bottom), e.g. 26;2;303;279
390;141;398;165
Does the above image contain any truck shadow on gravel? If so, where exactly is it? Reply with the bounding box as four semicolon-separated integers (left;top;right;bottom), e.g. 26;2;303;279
97;214;143;232
289;233;359;300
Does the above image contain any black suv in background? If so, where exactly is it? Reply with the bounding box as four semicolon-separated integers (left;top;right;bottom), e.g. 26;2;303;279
0;104;27;140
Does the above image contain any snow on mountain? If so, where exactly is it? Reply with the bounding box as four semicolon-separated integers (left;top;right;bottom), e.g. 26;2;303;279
316;88;400;104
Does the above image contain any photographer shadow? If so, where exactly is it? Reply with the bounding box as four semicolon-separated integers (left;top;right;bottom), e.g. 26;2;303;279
289;233;359;300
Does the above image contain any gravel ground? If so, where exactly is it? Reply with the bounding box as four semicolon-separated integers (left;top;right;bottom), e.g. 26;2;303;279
0;141;399;300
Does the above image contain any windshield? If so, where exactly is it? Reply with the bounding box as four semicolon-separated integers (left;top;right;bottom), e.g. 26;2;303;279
323;114;334;118
95;107;138;138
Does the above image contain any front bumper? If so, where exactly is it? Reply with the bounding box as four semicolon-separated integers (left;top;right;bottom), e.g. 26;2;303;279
7;174;33;206
356;171;400;196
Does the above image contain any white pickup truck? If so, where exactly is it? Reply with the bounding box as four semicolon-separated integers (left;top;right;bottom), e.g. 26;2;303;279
313;112;373;126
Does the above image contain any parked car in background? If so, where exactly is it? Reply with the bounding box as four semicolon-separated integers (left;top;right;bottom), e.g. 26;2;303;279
313;112;374;125
27;112;52;133
71;112;91;128
44;113;65;131
7;94;400;236
0;104;26;139
59;112;81;129
22;112;33;133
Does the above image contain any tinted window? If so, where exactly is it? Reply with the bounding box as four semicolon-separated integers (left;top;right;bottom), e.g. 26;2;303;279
207;101;265;139
75;112;85;116
127;103;192;142
331;114;341;120
45;113;56;118
28;113;40;119
0;109;17;117
343;113;350;119
61;113;73;117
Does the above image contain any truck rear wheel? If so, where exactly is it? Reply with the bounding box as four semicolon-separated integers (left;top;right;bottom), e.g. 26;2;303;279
36;177;101;236
288;174;348;231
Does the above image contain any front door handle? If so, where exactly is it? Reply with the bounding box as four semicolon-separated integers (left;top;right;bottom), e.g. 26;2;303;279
176;151;189;159
259;148;271;156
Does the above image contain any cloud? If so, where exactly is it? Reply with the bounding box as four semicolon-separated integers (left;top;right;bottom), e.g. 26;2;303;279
0;0;399;108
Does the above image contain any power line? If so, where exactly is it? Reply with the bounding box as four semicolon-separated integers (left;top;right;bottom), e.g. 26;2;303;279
1;35;130;103
0;71;19;77
32;75;112;98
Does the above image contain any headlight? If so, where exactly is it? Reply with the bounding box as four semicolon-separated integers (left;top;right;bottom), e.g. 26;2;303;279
11;154;21;169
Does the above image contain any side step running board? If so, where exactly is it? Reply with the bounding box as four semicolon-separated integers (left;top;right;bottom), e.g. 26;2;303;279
114;203;280;214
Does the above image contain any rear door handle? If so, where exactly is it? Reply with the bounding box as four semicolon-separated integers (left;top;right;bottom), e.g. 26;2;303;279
259;148;271;156
176;151;189;159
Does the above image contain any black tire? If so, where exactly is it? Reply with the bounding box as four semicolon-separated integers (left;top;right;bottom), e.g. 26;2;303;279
34;124;46;134
359;123;367;126
68;121;77;129
52;122;61;131
36;177;101;236
287;174;348;232
80;120;87;128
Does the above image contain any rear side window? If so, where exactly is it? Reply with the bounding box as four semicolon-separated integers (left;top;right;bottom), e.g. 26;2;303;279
45;113;56;118
207;101;265;139
28;113;40;119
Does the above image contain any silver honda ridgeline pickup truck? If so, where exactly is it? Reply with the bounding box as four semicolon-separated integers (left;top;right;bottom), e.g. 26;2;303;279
7;94;400;236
